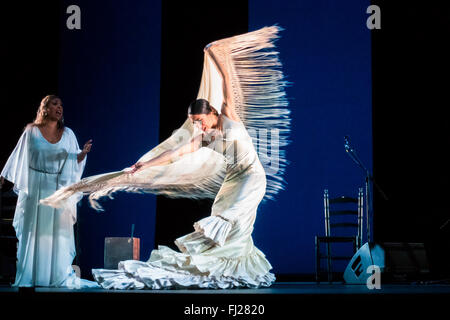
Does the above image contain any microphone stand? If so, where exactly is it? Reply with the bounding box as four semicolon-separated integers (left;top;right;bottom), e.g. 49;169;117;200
344;136;388;243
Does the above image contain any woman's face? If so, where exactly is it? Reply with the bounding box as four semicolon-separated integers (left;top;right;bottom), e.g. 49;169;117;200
189;112;218;132
46;98;63;121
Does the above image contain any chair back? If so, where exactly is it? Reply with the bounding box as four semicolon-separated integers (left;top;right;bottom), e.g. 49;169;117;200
324;188;363;248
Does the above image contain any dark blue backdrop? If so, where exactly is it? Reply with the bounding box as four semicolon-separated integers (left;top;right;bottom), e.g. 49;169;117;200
58;0;161;278
59;0;371;277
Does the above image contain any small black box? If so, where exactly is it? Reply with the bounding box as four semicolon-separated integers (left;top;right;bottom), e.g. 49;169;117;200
104;237;140;269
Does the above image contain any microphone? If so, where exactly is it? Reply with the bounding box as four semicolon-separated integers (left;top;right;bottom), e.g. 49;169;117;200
344;135;370;176
344;135;352;153
344;135;360;165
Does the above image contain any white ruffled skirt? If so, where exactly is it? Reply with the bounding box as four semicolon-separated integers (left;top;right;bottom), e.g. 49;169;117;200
92;166;274;289
92;215;275;289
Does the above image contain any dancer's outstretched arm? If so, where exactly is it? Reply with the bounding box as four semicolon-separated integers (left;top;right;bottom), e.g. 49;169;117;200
128;133;203;173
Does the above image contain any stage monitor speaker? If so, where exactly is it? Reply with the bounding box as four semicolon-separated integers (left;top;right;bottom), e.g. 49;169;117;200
343;242;384;285
104;237;140;269
344;242;430;284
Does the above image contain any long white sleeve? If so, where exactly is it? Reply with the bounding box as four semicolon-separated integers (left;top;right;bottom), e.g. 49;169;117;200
1;128;31;195
60;127;86;186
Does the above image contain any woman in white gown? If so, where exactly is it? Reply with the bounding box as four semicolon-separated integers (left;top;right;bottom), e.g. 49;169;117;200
41;26;290;289
0;95;97;288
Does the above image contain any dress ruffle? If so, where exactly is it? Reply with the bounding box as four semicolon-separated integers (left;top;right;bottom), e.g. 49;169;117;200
174;215;232;255
194;215;232;246
92;245;275;290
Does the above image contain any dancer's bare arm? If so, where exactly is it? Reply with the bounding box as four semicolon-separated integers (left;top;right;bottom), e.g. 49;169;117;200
129;134;203;173
204;46;241;122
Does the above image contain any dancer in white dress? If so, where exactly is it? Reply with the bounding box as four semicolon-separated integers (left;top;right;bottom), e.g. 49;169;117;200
0;95;97;287
41;26;290;289
91;100;273;289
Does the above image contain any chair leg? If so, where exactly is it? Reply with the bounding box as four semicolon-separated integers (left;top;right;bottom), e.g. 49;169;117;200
326;242;332;283
315;236;320;282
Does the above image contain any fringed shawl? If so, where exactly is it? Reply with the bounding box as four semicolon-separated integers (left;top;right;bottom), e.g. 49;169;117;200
41;25;290;210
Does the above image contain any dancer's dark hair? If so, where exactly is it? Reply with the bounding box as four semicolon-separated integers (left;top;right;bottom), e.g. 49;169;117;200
188;99;218;116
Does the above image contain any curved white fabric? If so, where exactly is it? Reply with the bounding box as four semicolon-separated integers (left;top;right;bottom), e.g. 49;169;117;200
40;118;228;211
193;215;232;247
92;252;275;290
1;126;98;288
197;52;224;114
92;116;275;289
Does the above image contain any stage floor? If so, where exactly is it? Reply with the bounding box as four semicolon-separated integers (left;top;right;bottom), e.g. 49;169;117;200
2;281;450;295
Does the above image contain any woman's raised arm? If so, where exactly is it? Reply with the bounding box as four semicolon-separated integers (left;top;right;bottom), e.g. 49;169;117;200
204;46;241;122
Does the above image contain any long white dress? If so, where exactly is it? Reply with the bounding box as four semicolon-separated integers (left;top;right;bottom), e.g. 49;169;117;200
1;125;97;287
92;115;275;289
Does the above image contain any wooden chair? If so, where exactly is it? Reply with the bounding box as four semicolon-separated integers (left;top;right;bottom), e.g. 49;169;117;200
315;188;363;282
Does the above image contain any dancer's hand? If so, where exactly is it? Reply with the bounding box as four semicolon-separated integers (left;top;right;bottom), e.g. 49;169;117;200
128;162;143;174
